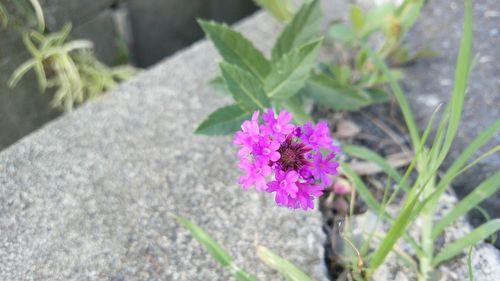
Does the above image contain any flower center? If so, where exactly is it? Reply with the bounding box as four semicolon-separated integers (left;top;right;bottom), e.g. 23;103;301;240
277;135;312;171
262;148;271;155
280;149;297;166
255;168;262;175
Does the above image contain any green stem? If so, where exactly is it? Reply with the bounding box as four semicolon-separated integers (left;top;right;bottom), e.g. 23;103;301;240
418;174;438;280
415;151;438;281
418;206;434;281
280;96;311;124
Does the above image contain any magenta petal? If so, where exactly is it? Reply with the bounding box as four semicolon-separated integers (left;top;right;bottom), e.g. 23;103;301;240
286;171;299;183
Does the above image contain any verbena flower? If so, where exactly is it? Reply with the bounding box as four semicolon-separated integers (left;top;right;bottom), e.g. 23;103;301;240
234;109;340;210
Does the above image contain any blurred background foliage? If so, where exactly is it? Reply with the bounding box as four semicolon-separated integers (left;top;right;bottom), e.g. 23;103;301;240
0;0;258;149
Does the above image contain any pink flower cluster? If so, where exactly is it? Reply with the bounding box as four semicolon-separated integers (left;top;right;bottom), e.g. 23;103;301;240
234;109;340;210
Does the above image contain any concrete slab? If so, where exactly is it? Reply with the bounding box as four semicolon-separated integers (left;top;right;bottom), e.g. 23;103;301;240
0;12;327;281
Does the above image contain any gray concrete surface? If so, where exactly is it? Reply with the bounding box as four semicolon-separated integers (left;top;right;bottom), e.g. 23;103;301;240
0;12;327;281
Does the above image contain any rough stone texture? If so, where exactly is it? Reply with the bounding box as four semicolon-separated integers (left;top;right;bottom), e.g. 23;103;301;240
0;12;328;281
403;0;500;241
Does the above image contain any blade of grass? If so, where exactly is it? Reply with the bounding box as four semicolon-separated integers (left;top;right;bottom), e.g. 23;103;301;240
360;41;420;151
434;0;473;168
341;163;388;218
175;216;259;281
360;179;392;256
453;145;500;177
472;206;497;244
389;103;443;207
366;185;427;278
468;246;474;281
371;232;419;272
257;245;313;281
343;145;407;190
432;171;500;239
428;105;450;169
422;120;500;218
432;219;500;267
342;162;424;255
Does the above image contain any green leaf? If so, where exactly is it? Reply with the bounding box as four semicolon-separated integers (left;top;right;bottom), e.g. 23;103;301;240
176;216;259;281
359;3;397;38
432;172;500;239
195;104;251;135
432;219;500;267
254;0;294;22
363;88;390;103
257;245;313;281
208;76;230;96
266;39;322;99
396;0;425;33
220;63;271;111
198;20;270;81
280;95;311;124
300;73;371;111
328;24;356;43
350;5;365;31
271;0;322;60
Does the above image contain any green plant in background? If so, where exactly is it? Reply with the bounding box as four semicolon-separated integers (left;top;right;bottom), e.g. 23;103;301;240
0;2;8;28
4;0;137;112
191;0;499;280
195;0;430;135
328;0;433;66
196;0;324;135
2;0;45;31
338;0;500;279
8;24;136;111
305;0;436;112
253;0;294;22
